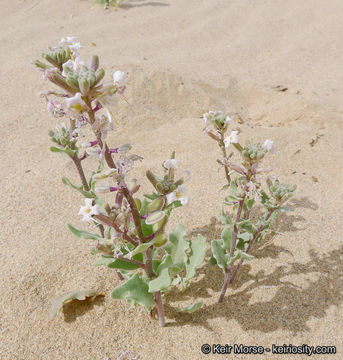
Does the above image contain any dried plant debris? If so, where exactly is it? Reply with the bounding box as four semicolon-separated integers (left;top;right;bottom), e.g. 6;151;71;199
50;289;102;318
310;134;323;147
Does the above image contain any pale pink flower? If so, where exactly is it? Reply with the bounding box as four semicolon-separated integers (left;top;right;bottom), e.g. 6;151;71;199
78;198;100;222
224;130;239;147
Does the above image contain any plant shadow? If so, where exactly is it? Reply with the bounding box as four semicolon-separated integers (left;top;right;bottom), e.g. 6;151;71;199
164;197;337;335
62;295;105;323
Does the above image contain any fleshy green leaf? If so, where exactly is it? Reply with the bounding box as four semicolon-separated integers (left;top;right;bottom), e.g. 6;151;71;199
94;256;115;266
164;224;188;266
219;208;232;225
62;177;94;198
50;289;100;318
184;234;206;281
129;240;155;257
211;239;228;271
174;302;203;313
67;224;101;240
107;253;144;271
237;231;252;242
148;255;173;292
145;211;166;225
221;226;232;251
111;273;155;309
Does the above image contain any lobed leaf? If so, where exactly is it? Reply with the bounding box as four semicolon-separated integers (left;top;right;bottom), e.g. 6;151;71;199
174;302;203;313
164;224;188;266
111;273;155;309
184;234;206;282
148;255;173;292
211;239;228;271
50;289;100;318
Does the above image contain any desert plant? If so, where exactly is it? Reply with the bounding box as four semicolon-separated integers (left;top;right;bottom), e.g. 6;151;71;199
34;37;205;326
202;111;296;302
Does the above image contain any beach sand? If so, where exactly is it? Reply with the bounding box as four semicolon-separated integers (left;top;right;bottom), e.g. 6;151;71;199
1;0;343;359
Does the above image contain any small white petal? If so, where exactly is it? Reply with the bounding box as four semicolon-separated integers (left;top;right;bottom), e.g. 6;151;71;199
262;139;274;152
113;71;126;87
164;159;179;169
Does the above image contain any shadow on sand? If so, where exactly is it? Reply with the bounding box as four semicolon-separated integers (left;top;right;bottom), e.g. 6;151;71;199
165;197;342;334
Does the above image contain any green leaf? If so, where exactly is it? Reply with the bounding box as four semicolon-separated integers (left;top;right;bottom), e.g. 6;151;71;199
164;200;182;215
94;256;115;266
67;224;101;241
237;231;252;242
130;240;155;257
143;192;160;200
164;224;188;266
210;255;217;265
152;259;162;275
111;273;155;310
239;251;254;261
50;146;67;154
168;263;185;276
50;289;100;318
211;239;228;271
229;250;254;265
219;208;232;225
184;234;206;282
107;253;144;271
148;255;173;292
145;211;166;225
221;226;232;251
174;301;203;313
246;198;255;210
62;177;94;198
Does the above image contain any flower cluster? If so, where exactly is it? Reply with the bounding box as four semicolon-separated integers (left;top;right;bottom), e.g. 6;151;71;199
35;38;205;327
202;110;296;302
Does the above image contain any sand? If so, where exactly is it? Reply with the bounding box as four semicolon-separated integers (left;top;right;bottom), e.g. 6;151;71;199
1;0;343;359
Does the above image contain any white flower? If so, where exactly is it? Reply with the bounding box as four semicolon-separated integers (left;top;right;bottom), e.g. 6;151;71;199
202;111;231;127
166;185;189;206
65;92;87;113
224;130;239;147
78;198;100;222
62;57;84;76
113;71;126;87
47;99;66;118
60;36;77;46
262;139;275;153
163;159;179;169
59;36;82;55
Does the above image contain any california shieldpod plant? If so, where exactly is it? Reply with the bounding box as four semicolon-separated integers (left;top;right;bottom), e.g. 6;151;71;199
34;37;205;327
202;111;296;302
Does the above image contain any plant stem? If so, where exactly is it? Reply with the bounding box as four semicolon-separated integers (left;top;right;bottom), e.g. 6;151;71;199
71;155;89;191
154;291;166;327
228;209;275;285
218;195;245;302
85;98;145;243
145;247;166;327
117;256;145;269
219;132;231;185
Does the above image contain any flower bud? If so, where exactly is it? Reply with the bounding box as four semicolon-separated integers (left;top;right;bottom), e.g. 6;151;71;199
94;68;105;85
145;211;166;225
153;233;168;247
90;55;99;71
152;216;167;232
147;197;165;213
79;77;90;95
66;73;80;90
